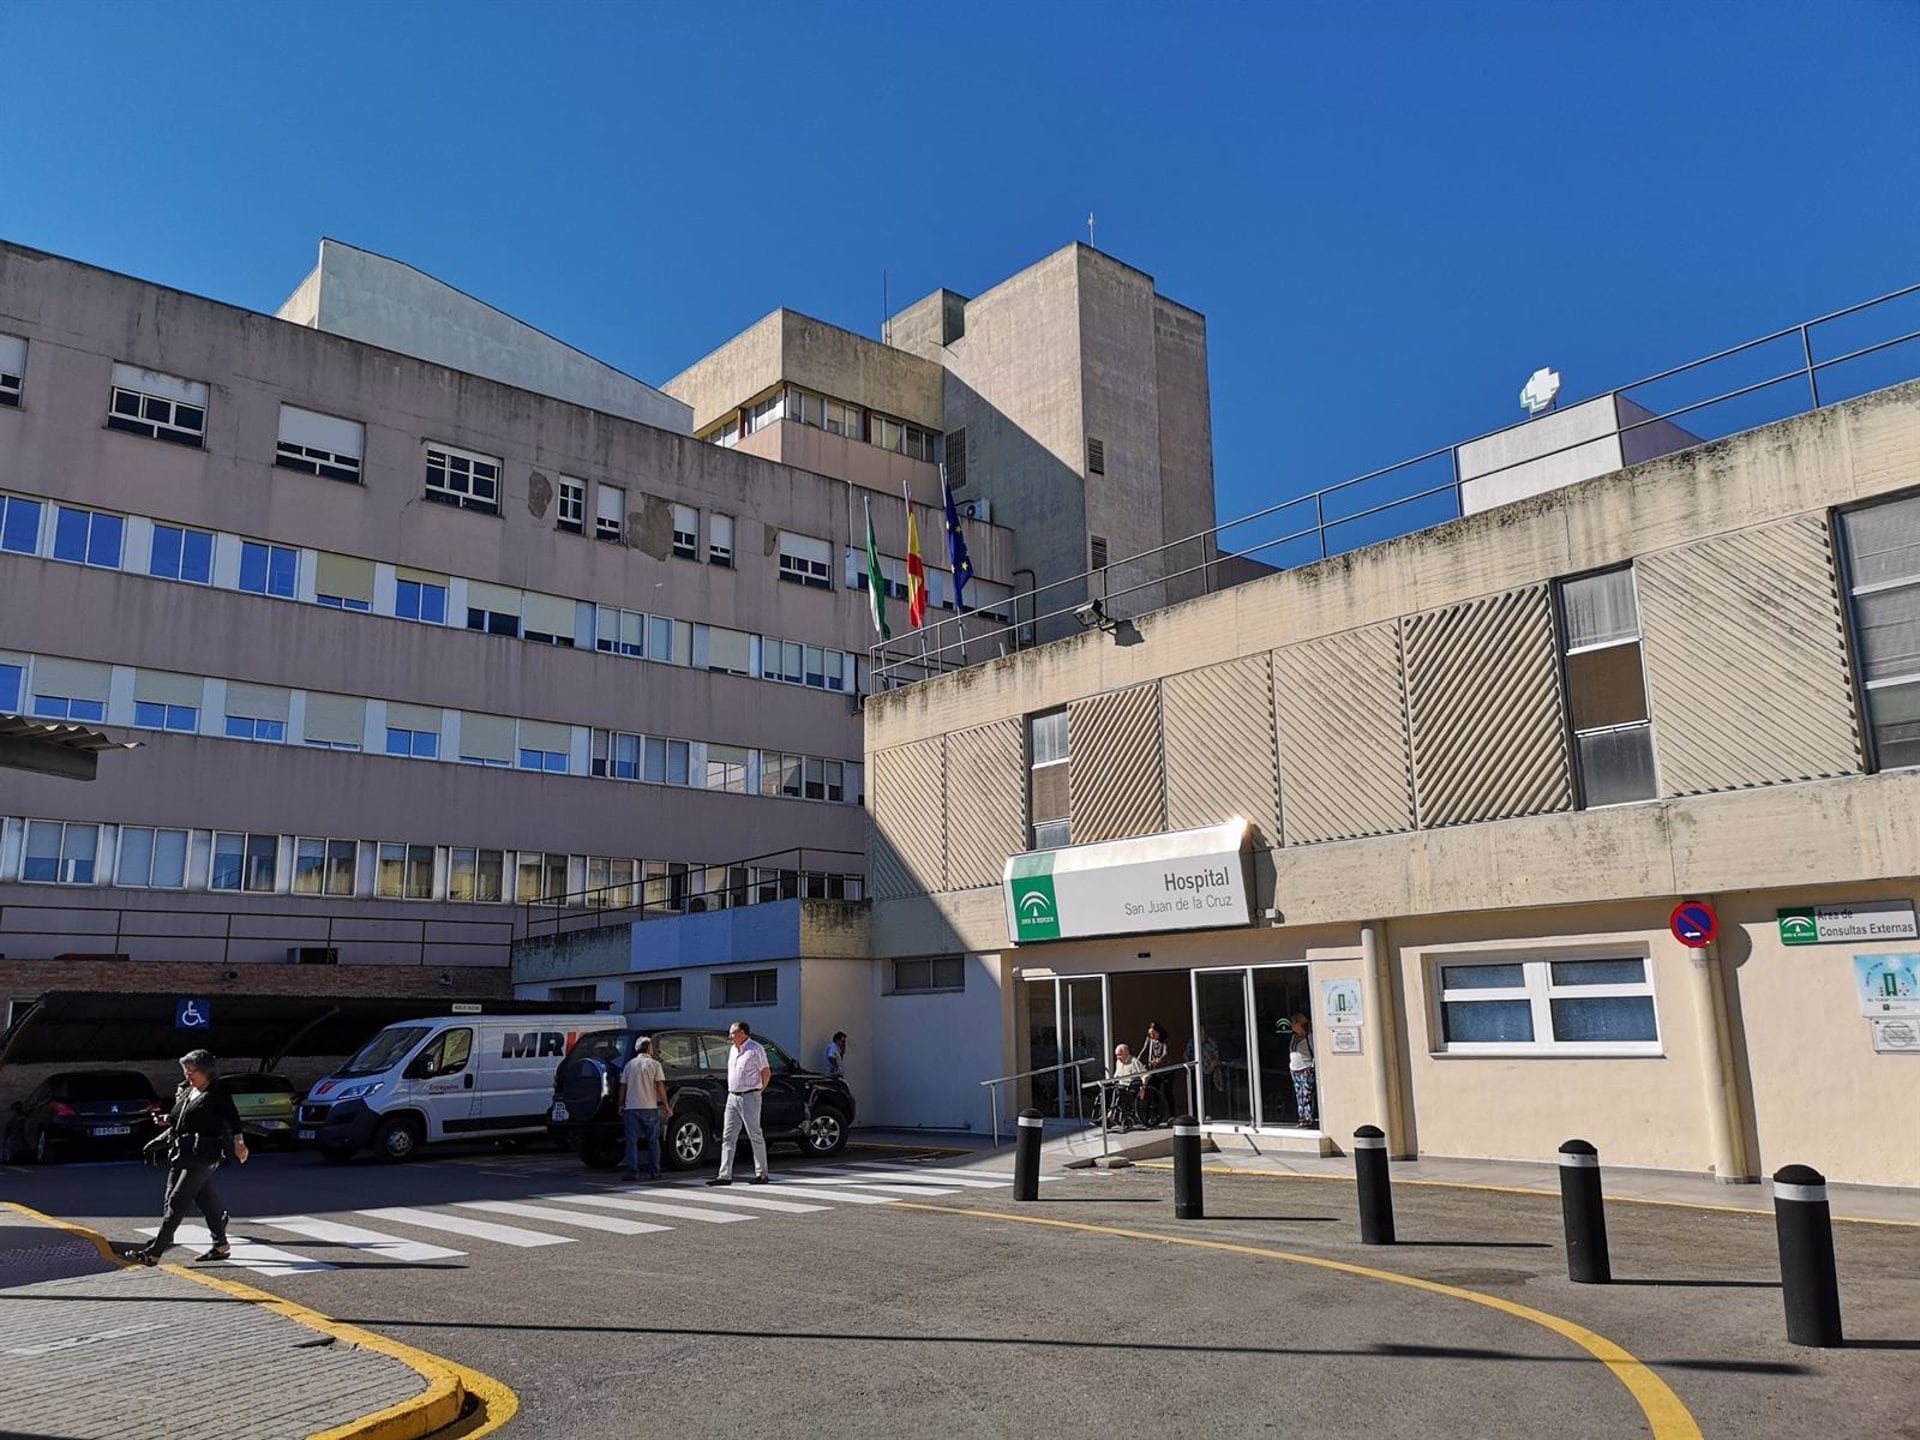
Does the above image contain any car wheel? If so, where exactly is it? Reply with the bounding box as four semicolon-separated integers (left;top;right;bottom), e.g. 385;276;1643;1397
31;1128;53;1165
800;1106;850;1158
372;1116;424;1163
318;1147;357;1164
580;1139;623;1171
665;1110;710;1171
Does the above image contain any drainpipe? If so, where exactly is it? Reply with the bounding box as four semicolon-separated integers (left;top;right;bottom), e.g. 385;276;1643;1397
1687;916;1754;1183
1359;920;1411;1159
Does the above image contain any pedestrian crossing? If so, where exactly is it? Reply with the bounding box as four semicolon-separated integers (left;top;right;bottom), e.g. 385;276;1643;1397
137;1162;1044;1280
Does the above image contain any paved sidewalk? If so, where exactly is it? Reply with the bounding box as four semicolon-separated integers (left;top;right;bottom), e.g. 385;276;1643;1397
0;1206;464;1440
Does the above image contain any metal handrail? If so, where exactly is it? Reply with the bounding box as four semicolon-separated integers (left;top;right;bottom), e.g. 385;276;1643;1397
520;846;867;942
1083;1059;1202;1161
871;278;1920;683
979;1056;1097;1148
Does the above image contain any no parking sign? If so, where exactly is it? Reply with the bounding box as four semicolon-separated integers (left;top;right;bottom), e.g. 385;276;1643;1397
1670;901;1718;949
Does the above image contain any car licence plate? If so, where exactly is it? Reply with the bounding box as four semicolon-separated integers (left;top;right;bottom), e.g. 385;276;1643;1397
297;1129;316;1141
549;1102;568;1123
93;1125;131;1137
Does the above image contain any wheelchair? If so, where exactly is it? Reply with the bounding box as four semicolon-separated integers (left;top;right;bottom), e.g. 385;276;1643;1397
1090;1077;1168;1131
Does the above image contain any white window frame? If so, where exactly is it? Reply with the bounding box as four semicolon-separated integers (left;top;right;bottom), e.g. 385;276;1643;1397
21;820;102;885
238;540;299;599
424;443;501;515
0;333;23;406
448;847;507;904
292;836;358;897
626;976;682;1012
595;483;625;543
107;364;207;447
210;831;279;894
1029;709;1070;850
891;956;966;995
395;577;448;625
0;493;43;555
1428;947;1662;1058
556;477;585;534
275;405;363;483
1557;567;1658;809
672;504;698;560
708;513;734;567
133;701;198;733
376;841;437;900
116;826;191;890
712;968;778;1007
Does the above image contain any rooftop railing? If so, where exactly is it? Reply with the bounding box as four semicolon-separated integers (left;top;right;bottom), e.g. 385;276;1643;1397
519;846;866;943
869;279;1920;686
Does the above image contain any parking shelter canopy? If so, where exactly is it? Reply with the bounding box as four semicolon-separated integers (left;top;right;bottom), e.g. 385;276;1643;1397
0;992;612;1068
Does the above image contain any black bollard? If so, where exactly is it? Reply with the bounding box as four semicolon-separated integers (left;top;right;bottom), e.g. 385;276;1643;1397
1172;1115;1204;1219
1014;1108;1044;1203
1773;1164;1843;1347
1557;1138;1611;1284
1354;1124;1394;1245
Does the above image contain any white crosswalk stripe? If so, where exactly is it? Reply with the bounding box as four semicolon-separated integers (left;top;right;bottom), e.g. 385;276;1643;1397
673;1182;899;1205
642;1188;828;1215
804;1167;1008;1189
254;1215;465;1262
755;1178;966;1197
137;1225;335;1277
451;1200;669;1236
357;1206;575;1247
537;1192;758;1224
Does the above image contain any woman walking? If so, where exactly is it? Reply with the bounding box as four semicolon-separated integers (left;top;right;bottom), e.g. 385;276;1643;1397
126;1049;249;1265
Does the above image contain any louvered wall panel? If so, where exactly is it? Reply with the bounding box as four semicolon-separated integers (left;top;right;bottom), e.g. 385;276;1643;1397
1404;586;1573;828
946;718;1028;889
1638;516;1864;795
1274;624;1414;843
1162;656;1280;842
867;739;946;899
1068;684;1165;844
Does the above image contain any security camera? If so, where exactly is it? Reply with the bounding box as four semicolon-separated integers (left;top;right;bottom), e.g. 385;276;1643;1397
1073;598;1107;629
220;969;239;982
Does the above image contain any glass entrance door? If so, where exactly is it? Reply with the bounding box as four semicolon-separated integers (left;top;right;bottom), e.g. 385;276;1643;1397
1192;969;1255;1126
1252;966;1315;1127
1022;979;1063;1116
1060;976;1109;1119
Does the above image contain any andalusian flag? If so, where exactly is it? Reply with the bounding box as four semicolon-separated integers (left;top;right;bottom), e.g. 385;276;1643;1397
905;487;929;629
863;498;890;641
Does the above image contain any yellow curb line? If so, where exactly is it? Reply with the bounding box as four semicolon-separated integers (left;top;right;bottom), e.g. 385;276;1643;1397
2;1202;517;1440
893;1200;1702;1440
1131;1162;1920;1228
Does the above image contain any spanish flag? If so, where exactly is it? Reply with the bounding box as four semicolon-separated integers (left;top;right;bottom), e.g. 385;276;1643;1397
905;489;929;629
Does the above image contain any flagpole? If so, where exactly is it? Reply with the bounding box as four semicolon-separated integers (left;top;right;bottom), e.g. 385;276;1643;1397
904;479;930;677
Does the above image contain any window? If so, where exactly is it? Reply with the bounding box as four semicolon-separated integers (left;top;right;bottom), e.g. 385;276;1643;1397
0;662;19;712
22;820;99;884
377;842;436;900
892;956;965;994
150;524;213;584
1029;709;1070;848
712;969;777;1007
760;751;803;799
304;693;365;751
944;428;967;490
516;851;569;905
224;683;289;743
596;484;625;542
293;838;358;897
625;977;681;1012
424;443;501;515
744;391;784;435
595;606;646;658
649;614;679;664
903;425;936;464
275;405;363;483
0;334;23;406
226;715;286;742
1090;535;1109;573
593;730;642;780
709;513;734;567
465;583;523;638
550;984;599;1004
643;736;690;785
395;577;448;625
707;417;740;448
804;757;845;802
449;848;505;903
1558;568;1657;807
52;507;124;568
519;747;567;773
522;593;575;648
1086;436;1105;475
107;363;206;447
418;1027;473;1079
823;398;861;437
238;541;298;598
33;693;107;723
672;504;698;560
134;701;197;733
211;832;278;892
386;727;439;760
1434;955;1660;1055
584;856;637;908
705;744;749;793
777;531;832;590
118;827;189;889
314;552;374;612
870;415;903;453
0;494;42;554
698;625;752;677
556;477;585;533
1837;493;1920;770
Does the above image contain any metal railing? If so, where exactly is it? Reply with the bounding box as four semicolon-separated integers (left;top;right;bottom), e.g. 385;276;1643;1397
0;900;514;969
979;1056;1098;1147
870;279;1920;685
519;847;866;942
1082;1060;1201;1161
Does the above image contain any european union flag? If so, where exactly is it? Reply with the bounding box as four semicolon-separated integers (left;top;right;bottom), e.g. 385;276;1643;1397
942;469;974;611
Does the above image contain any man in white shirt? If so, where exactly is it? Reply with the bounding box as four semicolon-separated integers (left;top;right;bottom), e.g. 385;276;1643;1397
824;1031;847;1079
620;1036;671;1182
1109;1043;1146;1131
707;1020;772;1186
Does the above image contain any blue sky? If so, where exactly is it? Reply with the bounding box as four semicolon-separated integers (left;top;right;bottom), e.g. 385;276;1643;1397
6;2;1918;538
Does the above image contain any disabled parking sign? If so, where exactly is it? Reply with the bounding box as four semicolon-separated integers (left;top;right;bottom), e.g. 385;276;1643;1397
176;997;211;1029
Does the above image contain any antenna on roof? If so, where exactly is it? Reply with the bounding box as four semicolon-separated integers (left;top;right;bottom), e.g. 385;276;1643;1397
1520;366;1562;417
882;269;890;345
1087;211;1097;249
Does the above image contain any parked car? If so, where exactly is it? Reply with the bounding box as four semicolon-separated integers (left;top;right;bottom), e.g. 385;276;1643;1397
547;1027;855;1171
19;1071;165;1163
225;1071;299;1149
296;1012;612;1162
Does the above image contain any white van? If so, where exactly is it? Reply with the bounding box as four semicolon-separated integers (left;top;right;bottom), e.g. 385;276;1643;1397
295;1012;613;1162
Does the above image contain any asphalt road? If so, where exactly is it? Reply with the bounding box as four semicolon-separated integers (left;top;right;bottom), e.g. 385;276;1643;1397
5;1140;1918;1438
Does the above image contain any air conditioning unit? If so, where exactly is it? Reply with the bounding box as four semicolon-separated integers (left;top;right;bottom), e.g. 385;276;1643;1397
289;946;339;965
959;498;991;523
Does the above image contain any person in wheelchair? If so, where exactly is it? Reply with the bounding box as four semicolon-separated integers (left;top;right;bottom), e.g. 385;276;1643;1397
1108;1043;1148;1131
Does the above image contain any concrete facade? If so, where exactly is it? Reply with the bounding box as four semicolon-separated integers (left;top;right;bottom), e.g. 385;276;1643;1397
0;241;1016;1011
1458;393;1701;514
861;379;1920;1189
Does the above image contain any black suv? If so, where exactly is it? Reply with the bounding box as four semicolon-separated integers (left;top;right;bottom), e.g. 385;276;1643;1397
548;1028;854;1171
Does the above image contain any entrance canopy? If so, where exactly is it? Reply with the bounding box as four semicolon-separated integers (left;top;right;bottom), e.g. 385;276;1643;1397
0;713;140;781
0;991;610;1068
1004;820;1252;943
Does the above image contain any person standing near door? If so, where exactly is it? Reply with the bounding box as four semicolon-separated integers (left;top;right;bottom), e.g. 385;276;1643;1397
620;1036;671;1182
708;1020;771;1186
1139;1022;1173;1126
127;1049;249;1265
824;1031;847;1079
1288;1013;1318;1128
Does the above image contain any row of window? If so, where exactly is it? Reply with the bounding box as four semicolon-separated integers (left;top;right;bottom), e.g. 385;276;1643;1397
707;384;939;464
1;817;865;909
0;651;864;803
585;953;962;1018
1019;486;1920;848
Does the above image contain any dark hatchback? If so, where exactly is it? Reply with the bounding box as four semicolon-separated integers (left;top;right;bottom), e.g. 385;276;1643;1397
18;1070;165;1163
547;1028;855;1171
